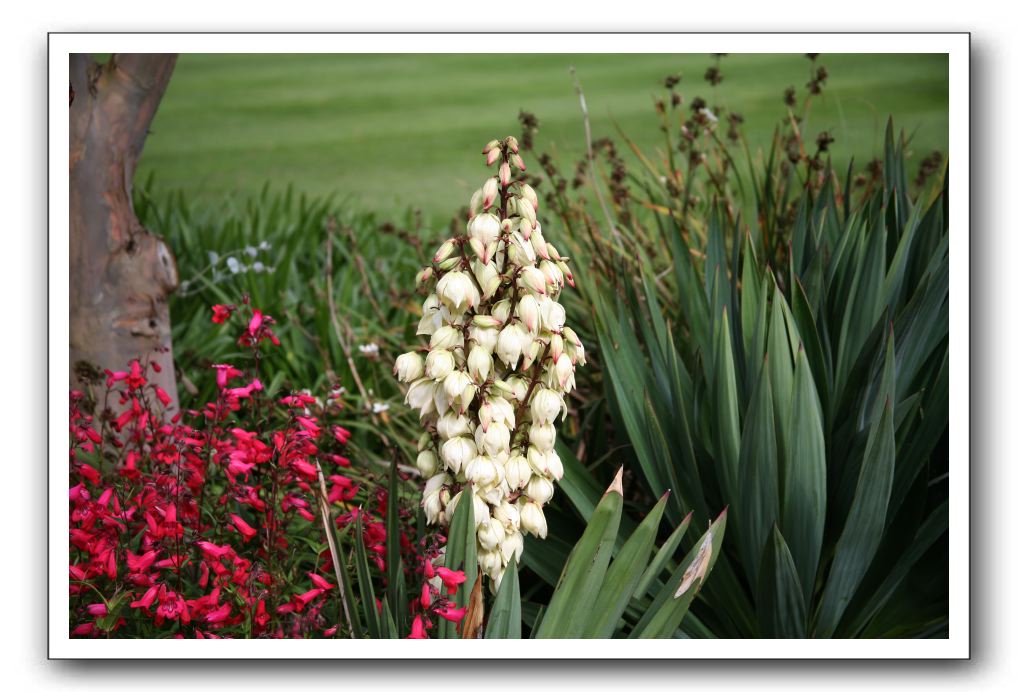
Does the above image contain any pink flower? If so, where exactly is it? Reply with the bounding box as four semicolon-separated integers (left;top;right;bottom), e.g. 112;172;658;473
308;573;334;591
436;567;467;595
406;615;428;639
229;513;258;541
211;304;234;324
196;541;233;560
293;588;324;612
434;605;467;623
155;386;173;407
126;549;158;573
130;584;159;610
212;364;243;389
86;603;108;617
205;603;231;624
248;310;263;335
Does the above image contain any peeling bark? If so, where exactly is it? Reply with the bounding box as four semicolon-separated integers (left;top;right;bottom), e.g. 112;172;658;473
69;53;180;410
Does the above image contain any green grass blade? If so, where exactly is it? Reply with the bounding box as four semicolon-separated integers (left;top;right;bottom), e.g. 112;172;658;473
486;558;522;639
757;525;807;638
536;471;624;638
782;346;827;603
589;492;670;638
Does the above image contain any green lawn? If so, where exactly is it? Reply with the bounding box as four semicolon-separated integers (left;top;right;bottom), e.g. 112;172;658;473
138;53;949;223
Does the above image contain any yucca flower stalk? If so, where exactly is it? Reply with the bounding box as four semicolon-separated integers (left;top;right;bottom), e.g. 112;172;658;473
395;136;584;589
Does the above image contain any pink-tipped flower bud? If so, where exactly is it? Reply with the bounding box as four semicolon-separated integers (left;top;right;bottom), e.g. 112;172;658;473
499;162;512;188
520;183;538;211
510;153;526;171
482;177;498;210
433;238;458;264
517;294;541;334
520;500;547;538
516;196;537;227
505;135;519;153
520;265;547;295
394;352;425;382
469;188;483;218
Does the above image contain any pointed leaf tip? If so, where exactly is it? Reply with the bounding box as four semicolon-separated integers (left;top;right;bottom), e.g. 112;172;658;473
606;466;624;497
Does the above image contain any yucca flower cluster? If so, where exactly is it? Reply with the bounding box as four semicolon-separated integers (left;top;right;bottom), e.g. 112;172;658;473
394;136;585;589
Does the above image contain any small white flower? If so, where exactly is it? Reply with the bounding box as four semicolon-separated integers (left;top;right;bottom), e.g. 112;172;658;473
371;402;390;414
226;256;242;274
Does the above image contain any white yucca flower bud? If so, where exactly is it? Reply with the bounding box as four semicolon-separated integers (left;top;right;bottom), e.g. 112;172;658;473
505;452;533;490
540;259;565;292
405;379;436;416
526;475;555;505
496;322;528;369
520;265;547;295
478;519;506;551
494;499;520;531
417;293;442;336
399;136;585;586
430;325;463;351
442;370;473;399
499;531;524;563
481;177;498;210
437;270;480;313
491;299;512;324
469;324;499;354
473;260;501;299
520;500;548;538
517;196;537;226
520;183;538;211
469;188;483;218
479;420;511;456
425;349;456;380
423;489;444;524
394;351;424;382
527;446;548;475
416;449;439;478
478;549;503;579
554;352;575;392
530;223;548;259
520;340;543;371
540;298;566;333
479;396;515;430
467;347;494;383
468;213;500;261
465;454;499;486
529;422;557;452
545;449;565;482
548;332;565;362
530;387;563;425
436;411;472;438
517;293;541;333
440;436;476;475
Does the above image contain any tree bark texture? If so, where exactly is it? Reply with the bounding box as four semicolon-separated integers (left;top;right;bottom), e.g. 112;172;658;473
69;53;179;409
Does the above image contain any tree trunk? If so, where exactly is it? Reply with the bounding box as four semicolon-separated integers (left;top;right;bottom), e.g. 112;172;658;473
69;53;180;410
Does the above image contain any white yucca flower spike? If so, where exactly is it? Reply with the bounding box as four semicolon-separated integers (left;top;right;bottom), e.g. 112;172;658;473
394;136;584;589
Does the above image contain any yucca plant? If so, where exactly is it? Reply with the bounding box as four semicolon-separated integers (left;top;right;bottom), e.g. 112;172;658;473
459;472;727;639
586;123;948;637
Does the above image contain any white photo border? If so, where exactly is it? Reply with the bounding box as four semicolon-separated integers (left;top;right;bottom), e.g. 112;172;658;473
48;32;970;659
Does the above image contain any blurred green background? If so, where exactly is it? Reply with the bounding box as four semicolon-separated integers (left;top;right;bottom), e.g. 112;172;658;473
137;53;948;223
